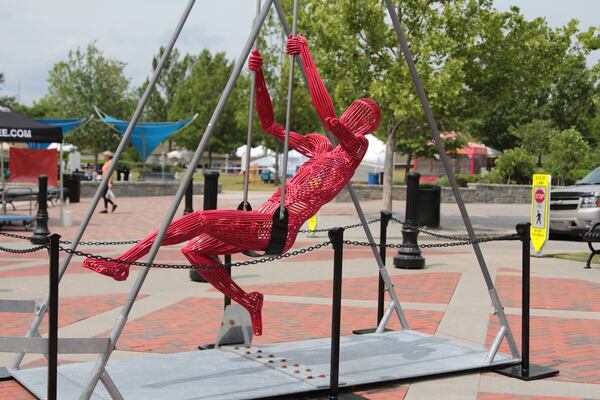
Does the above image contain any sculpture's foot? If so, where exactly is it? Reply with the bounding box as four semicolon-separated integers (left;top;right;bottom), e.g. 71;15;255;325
246;292;264;336
82;257;130;281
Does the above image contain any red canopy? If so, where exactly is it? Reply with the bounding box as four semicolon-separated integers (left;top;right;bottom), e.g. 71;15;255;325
8;147;58;186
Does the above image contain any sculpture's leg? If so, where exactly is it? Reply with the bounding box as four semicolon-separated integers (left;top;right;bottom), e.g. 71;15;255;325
82;209;218;280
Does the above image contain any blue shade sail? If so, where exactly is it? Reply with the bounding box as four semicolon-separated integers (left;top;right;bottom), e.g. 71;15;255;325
98;114;196;161
28;118;88;149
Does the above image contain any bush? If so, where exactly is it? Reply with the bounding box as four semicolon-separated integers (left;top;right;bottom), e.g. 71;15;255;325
546;128;592;185
489;147;536;184
436;173;481;187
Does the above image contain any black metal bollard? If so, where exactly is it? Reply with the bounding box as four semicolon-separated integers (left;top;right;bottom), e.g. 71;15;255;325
32;176;50;244
328;227;345;400
183;179;194;215
48;233;61;400
202;170;219;211
190;170;220;283
497;223;559;380
393;172;425;269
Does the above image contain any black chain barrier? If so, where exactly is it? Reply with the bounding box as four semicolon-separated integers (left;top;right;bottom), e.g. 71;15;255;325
0;220;519;269
297;217;381;233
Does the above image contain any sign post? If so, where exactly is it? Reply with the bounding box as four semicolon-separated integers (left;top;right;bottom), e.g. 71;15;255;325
530;174;551;254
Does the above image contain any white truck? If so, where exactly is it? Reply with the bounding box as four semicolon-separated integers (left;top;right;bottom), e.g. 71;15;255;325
550;167;600;238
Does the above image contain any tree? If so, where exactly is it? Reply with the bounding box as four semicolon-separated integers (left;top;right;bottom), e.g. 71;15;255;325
546;55;598;145
546;128;592;185
168;49;247;167
0;71;17;106
509;119;558;167
46;43;134;164
488;147;536;184
275;0;490;209
136;47;196;122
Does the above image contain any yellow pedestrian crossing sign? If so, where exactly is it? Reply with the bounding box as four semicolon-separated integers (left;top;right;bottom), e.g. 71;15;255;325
531;174;551;253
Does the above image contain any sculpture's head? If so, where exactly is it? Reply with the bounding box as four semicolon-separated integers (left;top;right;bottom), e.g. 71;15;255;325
340;98;381;136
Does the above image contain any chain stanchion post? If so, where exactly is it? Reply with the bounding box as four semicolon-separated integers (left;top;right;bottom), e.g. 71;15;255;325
393;172;425;269
353;209;393;335
32;175;50;245
328;227;344;400
183;179;194;215
224;255;232;307
496;223;558;380
48;233;61;400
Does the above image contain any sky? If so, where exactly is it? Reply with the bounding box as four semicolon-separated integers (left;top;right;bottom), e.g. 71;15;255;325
1;0;598;106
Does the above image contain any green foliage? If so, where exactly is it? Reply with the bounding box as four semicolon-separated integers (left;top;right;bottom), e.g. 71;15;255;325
509;119;558;166
168;50;246;166
135;47;195;122
436;173;481;187
46;42;134;162
0;71;17;106
546;128;592;185
490;147;536;184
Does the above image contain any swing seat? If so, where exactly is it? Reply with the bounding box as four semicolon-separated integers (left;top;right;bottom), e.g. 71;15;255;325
241;206;289;258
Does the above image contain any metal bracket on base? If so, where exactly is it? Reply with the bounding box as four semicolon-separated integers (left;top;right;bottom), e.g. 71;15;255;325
0;367;13;381
495;363;559;381
352;328;394;335
199;304;252;350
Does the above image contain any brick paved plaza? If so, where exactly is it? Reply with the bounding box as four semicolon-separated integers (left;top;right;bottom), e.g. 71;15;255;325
1;192;599;399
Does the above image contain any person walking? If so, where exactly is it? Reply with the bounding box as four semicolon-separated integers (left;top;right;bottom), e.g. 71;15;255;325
100;150;117;213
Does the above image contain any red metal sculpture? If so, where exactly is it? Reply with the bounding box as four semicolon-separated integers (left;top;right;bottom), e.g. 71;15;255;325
83;35;381;336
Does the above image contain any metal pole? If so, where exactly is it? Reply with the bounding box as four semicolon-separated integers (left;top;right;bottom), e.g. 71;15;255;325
13;0;197;371
78;4;273;398
59;144;64;222
328;227;344;400
496;223;559;379
241;0;262;211
32;175;50;244
1;146;5;214
224;255;232;308
279;0;299;220
273;0;410;330
384;0;518;356
378;209;391;323
48;233;61;400
519;223;531;373
393;172;424;269
183;180;193;215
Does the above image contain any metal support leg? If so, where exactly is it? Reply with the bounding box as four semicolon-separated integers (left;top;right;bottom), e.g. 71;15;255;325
384;0;518;356
78;3;273;398
274;0;409;332
13;0;198;372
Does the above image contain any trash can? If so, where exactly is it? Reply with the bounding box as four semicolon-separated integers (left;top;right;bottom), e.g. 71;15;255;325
63;174;81;203
417;184;441;228
378;171;384;185
367;172;379;185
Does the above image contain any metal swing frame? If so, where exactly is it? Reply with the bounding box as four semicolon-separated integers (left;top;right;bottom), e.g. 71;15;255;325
9;1;520;398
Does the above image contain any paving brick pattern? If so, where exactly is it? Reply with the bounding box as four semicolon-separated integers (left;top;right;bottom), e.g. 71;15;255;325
495;275;600;312
109;297;443;353
0;293;145;336
478;393;584;400
219;272;461;304
487;315;600;384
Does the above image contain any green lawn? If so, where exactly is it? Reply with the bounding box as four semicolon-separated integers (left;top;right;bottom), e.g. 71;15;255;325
195;173;277;192
543;252;600;265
